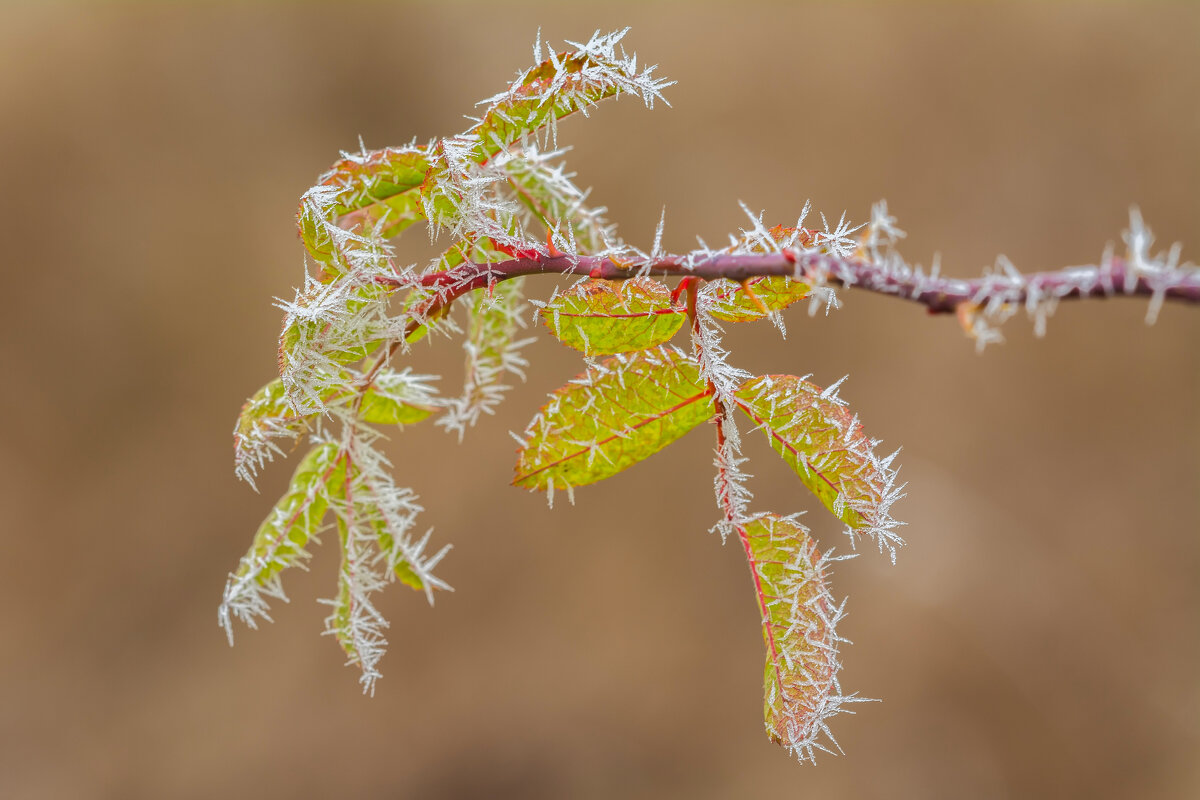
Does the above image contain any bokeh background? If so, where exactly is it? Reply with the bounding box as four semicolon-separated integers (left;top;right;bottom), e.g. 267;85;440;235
1;2;1197;798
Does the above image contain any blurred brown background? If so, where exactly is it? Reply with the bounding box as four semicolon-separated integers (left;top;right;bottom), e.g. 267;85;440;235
1;2;1197;798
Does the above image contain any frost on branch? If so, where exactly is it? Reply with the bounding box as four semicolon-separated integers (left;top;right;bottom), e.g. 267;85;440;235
741;513;857;763
690;292;754;541
513;345;715;498
789;205;1199;350
708;214;817;326
539;277;685;355
734;376;905;560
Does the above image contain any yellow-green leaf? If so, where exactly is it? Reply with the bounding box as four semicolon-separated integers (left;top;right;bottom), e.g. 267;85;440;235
240;442;343;585
469;44;642;163
357;372;438;425
709;276;810;322
734;376;901;543
514;346;714;491
542;278;684;355
233;378;314;485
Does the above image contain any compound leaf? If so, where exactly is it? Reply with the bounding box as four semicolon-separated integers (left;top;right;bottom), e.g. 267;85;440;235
734;376;903;552
514;345;714;492
542;278;684;355
740;514;845;760
709;276;811;322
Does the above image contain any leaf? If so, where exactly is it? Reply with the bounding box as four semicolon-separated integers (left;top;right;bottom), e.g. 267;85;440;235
542;278;685;355
248;443;344;583
708;276;811;322
299;145;432;272
740;514;846;761
233;378;314;487
220;442;345;642
234;371;435;469
501;151;613;252
277;280;392;413
733;376;903;552
357;371;439;425
514;346;714;492
437;278;531;439
468;32;661;162
322;146;430;216
325;511;388;693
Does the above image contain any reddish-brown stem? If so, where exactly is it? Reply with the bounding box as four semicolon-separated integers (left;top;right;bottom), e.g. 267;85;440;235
376;250;1200;314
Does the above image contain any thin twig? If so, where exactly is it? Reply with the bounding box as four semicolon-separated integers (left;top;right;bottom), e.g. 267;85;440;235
376;250;1200;315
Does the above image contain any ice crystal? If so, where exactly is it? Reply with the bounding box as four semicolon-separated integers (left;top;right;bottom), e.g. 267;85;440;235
690;294;753;541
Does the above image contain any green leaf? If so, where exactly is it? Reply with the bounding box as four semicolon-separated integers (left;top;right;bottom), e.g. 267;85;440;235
469;50;634;163
740;514;843;758
357;372;438;425
279;317;382;368
237;442;343;586
323;146;430;216
277;281;394;417
235;371;436;468
372;513;434;593
513;346;714;491
233;378;314;485
709;276;811;322
734;376;901;543
542;278;685;355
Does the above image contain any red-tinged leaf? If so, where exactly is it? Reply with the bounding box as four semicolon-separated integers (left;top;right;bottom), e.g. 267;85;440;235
739;513;847;761
469;41;653;163
734;376;903;554
513;346;714;492
708;276;811;322
298;146;432;273
542;278;685;355
320;146;431;214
